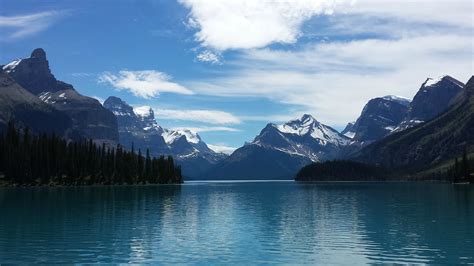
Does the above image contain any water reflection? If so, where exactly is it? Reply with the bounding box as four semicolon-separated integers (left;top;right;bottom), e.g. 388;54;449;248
0;182;473;263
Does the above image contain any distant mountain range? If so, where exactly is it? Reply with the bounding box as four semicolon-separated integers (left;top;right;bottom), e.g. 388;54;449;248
103;96;226;178
203;114;349;180
0;48;471;181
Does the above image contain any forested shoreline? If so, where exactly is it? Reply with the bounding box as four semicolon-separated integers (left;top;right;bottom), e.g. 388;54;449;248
0;122;182;186
295;160;387;182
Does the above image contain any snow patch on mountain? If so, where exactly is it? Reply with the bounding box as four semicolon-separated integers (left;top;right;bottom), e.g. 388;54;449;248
275;114;349;146
424;76;444;87
133;105;153;118
162;129;201;144
2;59;22;73
344;131;355;139
382;95;411;106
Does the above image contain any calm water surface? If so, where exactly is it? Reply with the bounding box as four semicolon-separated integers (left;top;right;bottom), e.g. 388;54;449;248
0;181;473;264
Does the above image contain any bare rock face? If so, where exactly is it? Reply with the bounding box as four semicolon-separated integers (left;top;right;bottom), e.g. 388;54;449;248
351;96;410;143
356;76;474;172
31;48;47;59
0;73;73;136
103;96;168;154
1;48;118;143
407;75;465;122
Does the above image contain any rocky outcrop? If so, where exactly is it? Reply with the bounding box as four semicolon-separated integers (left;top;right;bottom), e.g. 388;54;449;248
2;48;118;143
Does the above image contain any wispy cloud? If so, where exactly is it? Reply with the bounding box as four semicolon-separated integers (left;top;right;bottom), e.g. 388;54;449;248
154;108;241;125
189;34;472;125
239;114;301;123
69;72;95;78
170;126;240;133
0;11;66;40
196;50;222;64
207;144;237;154
99;70;193;98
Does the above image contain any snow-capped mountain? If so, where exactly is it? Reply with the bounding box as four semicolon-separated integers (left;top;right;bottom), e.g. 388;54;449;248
348;95;411;143
103;96;226;178
341;122;355;139
253;114;350;161
103;96;169;155
205;114;350;180
1;48;118;143
343;75;465;144
394;75;465;132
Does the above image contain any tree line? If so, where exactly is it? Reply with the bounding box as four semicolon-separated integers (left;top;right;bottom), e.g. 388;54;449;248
448;148;473;184
0;121;182;186
295;160;386;181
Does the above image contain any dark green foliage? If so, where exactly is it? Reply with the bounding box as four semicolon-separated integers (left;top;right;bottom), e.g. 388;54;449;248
449;148;473;183
0;121;182;186
295;160;386;181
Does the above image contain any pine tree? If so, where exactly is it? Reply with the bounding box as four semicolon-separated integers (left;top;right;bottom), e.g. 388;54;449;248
462;147;469;182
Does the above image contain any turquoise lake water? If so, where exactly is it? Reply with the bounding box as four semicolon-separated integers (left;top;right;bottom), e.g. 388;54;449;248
0;181;473;264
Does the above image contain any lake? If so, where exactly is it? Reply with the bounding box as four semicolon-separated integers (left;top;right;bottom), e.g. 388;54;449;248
0;181;473;264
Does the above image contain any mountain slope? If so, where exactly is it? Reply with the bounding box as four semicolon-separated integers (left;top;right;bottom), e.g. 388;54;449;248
205;114;349;180
2;48;118;143
395;75;464;131
104;96;226;178
356;76;474;172
350;95;410;142
0;73;72;135
163;129;227;179
103;96;169;154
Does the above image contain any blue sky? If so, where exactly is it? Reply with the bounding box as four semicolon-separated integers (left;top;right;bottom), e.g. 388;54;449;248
0;0;472;152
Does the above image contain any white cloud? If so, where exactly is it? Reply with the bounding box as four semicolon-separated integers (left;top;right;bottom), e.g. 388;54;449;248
345;0;472;30
99;70;193;99
0;11;65;40
239;114;301;123
178;0;352;51
207;144;237;155
188;34;472;125
196;50;222;64
154;108;241;125
171;126;240;133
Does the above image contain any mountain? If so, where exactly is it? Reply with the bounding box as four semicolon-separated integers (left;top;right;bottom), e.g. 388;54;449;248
341;121;355;138
0;73;73;135
395;75;464;131
205;114;350;180
162;129;227;179
2;48;118;143
103;96;226;178
103;96;169;154
349;95;410;143
356;75;474;173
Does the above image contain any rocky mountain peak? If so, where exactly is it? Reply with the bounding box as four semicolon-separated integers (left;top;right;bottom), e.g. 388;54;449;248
408;75;464;121
163;129;201;145
381;95;411;106
103;96;135;117
465;76;474;98
422;75;464;89
133;106;154;119
1;48;58;95
31;48;47;59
